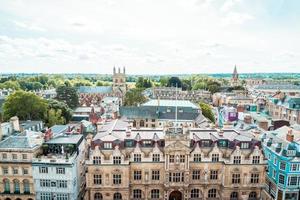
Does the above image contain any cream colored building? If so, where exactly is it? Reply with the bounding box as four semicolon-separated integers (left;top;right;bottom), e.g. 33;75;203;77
0;132;43;200
85;121;266;200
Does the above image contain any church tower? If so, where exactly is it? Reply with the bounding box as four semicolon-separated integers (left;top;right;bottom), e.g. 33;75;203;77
231;65;239;86
112;66;127;94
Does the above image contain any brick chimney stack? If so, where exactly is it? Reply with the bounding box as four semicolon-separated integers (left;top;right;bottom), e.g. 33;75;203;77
286;129;294;142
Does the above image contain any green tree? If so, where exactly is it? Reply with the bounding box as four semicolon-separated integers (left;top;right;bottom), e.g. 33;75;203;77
0;81;21;90
3;91;47;120
136;77;152;88
46;109;65;127
47;99;73;123
199;102;215;123
167;77;182;88
56;86;79;109
159;76;169;87
124;88;147;106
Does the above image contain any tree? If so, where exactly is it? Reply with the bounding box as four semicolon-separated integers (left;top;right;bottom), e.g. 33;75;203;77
47;99;73;123
199;102;215;123
46;109;65;127
0;81;20;90
159;76;169;87
124;88;147;106
167;77;182;88
56;86;79;109
135;77;152;88
3;91;47;120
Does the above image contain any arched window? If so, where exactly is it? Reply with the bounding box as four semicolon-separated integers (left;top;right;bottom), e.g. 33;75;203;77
23;179;30;194
114;192;122;200
151;189;160;199
248;192;257;200
94;193;103;200
3;179;10;193
133;120;137;127
140;120;145;127
191;188;200;198
230;192;238;200
13;179;20;194
208;189;217;198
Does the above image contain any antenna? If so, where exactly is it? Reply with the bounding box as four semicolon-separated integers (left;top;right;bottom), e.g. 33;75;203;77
175;83;178;132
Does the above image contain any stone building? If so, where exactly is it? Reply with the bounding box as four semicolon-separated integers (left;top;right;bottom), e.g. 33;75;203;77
85;120;266;200
0;132;44;200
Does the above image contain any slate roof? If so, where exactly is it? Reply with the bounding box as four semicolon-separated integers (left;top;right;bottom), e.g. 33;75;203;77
0;136;38;149
78;86;112;94
50;125;69;136
46;134;83;145
143;99;199;109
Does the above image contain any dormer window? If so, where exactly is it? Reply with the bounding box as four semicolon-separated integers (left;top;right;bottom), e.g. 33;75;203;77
201;140;211;147
152;154;160;162
143;140;152;147
193;154;201;162
252;156;260;164
240;142;250;149
93;156;101;165
212;154;219;162
125;140;134;147
233;156;241;164
133;154;141;162
287;150;296;157
103;142;112;149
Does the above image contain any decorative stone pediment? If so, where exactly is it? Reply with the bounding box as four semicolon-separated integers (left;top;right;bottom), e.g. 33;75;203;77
165;140;190;153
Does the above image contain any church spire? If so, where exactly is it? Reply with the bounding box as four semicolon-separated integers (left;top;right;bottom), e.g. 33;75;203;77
233;65;238;79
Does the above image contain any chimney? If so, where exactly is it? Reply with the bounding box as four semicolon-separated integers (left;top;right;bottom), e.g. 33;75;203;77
123;66;126;74
118;67;120;73
244;115;252;124
10;116;20;132
286;129;294;142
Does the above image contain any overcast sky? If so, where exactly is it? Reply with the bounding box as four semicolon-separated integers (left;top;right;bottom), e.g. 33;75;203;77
0;0;299;74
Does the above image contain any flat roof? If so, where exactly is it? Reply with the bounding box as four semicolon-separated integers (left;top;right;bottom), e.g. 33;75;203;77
142;99;199;109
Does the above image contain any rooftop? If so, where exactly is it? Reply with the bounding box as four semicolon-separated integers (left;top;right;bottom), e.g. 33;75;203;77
0;132;43;150
78;86;112;94
46;134;83;145
142;99;199;109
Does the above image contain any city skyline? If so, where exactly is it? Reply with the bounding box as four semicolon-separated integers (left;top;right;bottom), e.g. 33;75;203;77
0;0;300;74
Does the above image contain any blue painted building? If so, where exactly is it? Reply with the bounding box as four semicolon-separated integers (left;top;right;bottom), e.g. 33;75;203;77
261;127;300;200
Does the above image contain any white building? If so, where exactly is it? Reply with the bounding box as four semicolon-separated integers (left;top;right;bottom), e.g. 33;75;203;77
32;134;86;200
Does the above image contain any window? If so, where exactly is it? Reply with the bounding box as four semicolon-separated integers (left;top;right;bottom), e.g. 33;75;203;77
208;189;217;198
94;193;103;200
134;171;142;180
180;155;185;162
22;154;28;160
23;179;30;194
57;180;67;188
134;154;141;162
210;170;218;180
125;140;134;147
41;193;51;200
2;167;8;174
169;172;184;182
2;153;7;160
151;189;160;199
56;167;65;174
212;154;219;162
140;120;145;127
133;189;142;199
273;157;277;165
192;170;201;180
13;167;18;174
191;188;200;198
40;179;51;187
232;173;240;184
248;192;257;200
152;170;160;180
250;173;259;184
279;174;285;185
12;154;17;160
143;140;152;147
14;179;20;193
290;163;300;171
230;192;238;200
57;193;68;200
193;154;201;162
104;142;112;149
288;176;299;186
280;162;286;170
39;166;48;173
94;174;102;185
113;174;122;185
169;155;175;163
23;168;29;175
93;156;101;165
240;142;249;149
4;179;10;193
252;156;260;164
114;193;122;200
152;154;160;162
113;156;121;165
233;156;241;164
272;169;276;179
201;140;211;147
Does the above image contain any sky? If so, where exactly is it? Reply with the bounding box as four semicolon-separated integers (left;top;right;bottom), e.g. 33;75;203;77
0;0;299;74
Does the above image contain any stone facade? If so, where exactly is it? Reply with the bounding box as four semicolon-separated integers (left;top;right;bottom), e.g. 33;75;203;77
85;124;266;200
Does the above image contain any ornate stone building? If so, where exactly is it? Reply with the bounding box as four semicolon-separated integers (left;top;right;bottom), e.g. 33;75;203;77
85;120;266;200
0;133;43;200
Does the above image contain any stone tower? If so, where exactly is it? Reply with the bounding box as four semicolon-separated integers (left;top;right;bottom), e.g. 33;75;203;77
231;65;239;86
112;66;127;94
